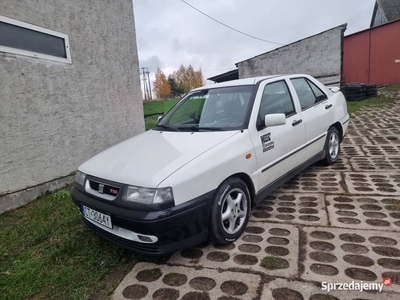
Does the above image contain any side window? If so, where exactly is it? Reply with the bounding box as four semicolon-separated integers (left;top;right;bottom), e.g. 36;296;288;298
307;79;328;102
259;81;295;119
290;78;316;109
291;78;328;110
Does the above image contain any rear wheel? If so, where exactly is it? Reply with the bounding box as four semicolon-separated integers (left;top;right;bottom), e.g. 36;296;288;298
209;177;251;244
322;127;340;165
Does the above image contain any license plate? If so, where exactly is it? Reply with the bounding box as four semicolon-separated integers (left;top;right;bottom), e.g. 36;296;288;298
81;205;112;229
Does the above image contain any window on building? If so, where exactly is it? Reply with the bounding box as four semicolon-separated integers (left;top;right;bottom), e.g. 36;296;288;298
291;78;327;110
0;16;71;63
259;80;296;119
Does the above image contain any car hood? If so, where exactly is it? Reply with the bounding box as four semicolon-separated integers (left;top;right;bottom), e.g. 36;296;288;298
79;129;240;187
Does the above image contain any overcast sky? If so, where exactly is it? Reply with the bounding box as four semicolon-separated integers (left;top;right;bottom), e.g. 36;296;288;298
133;0;376;87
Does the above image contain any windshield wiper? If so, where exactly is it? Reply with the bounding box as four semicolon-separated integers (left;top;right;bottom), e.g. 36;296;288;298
155;124;179;131
183;126;224;131
197;127;224;131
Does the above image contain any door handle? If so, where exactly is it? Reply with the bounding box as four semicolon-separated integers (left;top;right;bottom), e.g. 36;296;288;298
292;119;303;127
325;104;333;110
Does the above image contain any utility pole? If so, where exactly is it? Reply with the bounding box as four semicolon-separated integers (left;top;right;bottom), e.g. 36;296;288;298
146;68;152;101
141;67;148;101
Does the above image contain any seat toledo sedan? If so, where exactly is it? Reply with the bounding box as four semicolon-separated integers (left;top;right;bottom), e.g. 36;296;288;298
71;74;349;255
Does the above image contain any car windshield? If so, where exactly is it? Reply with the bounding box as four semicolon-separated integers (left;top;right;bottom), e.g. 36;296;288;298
155;85;255;131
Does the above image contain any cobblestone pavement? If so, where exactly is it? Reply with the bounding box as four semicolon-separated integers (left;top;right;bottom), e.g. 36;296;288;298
114;98;400;300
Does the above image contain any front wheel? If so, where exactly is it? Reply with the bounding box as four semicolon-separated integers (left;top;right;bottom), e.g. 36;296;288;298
209;177;251;245
322;127;340;165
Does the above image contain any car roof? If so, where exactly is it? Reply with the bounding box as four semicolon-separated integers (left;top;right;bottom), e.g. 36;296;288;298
194;74;313;91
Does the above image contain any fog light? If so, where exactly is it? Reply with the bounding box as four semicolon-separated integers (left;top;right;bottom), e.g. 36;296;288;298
138;235;153;243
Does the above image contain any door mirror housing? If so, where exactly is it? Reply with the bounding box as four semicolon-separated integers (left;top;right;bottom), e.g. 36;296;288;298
157;115;163;123
264;113;286;127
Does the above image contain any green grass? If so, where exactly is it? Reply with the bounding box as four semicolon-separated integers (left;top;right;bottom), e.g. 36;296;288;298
261;256;278;270
144;97;205;131
143;99;179;116
0;187;138;300
378;258;386;266
145;115;160;131
387;136;398;141
346;83;400;115
143;99;180;131
382;84;400;91
169;97;205;124
163;99;179;112
385;205;400;211
346;94;394;115
143;101;163;115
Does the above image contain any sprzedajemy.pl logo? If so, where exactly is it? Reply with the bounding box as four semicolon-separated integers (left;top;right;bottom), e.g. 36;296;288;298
321;277;392;293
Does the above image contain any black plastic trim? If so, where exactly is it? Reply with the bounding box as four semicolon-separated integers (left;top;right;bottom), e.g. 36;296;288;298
242;82;263;129
292;119;303;127
71;187;215;255
256;150;325;205
82;217;208;256
262;133;326;173
343;118;350;125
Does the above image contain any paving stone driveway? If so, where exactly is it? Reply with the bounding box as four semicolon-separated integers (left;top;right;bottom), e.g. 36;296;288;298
114;97;400;300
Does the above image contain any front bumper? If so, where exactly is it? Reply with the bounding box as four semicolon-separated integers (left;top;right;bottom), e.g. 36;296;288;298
70;186;214;255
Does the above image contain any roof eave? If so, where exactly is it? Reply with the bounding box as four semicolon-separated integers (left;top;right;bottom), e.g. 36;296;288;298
235;23;347;66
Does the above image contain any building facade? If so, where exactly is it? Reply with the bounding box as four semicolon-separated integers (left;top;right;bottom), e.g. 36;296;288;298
236;24;347;86
371;0;400;27
0;0;144;212
344;19;400;85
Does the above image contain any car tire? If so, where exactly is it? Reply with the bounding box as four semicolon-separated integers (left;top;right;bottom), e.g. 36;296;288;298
322;127;340;165
209;177;251;245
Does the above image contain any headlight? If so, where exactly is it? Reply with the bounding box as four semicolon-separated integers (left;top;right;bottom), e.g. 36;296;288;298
74;171;86;185
123;186;173;205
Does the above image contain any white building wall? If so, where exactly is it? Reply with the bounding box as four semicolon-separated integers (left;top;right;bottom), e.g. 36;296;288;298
0;0;144;211
237;25;347;85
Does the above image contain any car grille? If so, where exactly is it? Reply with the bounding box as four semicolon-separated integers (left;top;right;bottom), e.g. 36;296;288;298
88;180;120;197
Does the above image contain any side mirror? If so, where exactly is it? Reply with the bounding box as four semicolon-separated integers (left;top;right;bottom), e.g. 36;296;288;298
264;113;286;127
157;115;163;123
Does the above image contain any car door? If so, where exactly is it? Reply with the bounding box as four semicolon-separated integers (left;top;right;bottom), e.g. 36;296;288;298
249;79;306;195
289;77;335;161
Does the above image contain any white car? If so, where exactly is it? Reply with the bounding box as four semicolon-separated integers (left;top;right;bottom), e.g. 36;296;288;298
71;74;349;255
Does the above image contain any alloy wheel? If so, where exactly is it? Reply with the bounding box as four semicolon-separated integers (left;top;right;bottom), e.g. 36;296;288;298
220;188;248;234
329;131;339;160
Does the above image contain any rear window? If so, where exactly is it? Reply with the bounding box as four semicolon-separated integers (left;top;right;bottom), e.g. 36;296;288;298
291;78;327;110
